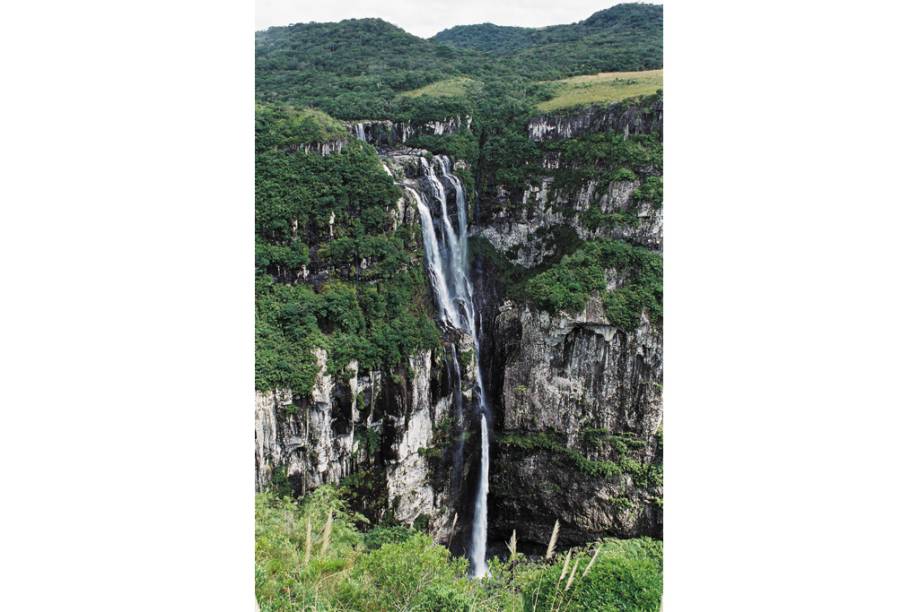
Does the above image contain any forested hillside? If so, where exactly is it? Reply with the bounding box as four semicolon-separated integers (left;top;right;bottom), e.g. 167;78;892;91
255;3;662;118
256;18;488;118
433;3;662;76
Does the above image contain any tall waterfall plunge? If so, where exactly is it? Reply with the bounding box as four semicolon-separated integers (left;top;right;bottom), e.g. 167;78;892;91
402;155;491;578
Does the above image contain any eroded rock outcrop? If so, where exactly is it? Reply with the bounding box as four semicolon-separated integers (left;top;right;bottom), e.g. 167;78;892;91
254;345;460;535
475;175;662;267
488;298;662;546
347;115;471;147
284;139;349;156
471;96;664;547
528;96;662;142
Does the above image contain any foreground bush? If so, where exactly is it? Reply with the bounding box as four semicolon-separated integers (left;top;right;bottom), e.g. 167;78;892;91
334;533;475;611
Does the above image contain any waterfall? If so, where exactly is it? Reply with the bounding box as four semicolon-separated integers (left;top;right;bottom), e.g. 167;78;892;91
470;412;489;575
405;187;458;325
400;154;491;578
447;345;465;500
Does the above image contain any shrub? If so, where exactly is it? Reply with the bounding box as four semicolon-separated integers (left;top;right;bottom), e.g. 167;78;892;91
255;485;662;612
364;525;414;550
612;167;638;182
525;239;661;330
633;175;663;208
581;206;640;230
334;533;474;611
408;132;480;163
526;253;605;314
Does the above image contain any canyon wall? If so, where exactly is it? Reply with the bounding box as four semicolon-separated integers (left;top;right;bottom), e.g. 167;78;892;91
476;98;663;546
255;96;662;549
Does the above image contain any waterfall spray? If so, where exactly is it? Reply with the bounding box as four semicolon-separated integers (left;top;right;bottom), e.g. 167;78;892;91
398;154;491;577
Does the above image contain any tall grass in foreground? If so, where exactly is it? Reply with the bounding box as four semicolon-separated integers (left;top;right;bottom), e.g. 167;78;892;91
256;489;661;611
320;509;333;557
545;520;560;560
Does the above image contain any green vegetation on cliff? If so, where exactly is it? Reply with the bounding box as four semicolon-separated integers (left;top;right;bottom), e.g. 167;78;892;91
255;107;440;395
499;430;659;485
255;104;347;149
542;119;662;194
526;239;662;330
256;487;663;611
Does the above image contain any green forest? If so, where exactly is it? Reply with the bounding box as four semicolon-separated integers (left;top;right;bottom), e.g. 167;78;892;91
256;3;661;118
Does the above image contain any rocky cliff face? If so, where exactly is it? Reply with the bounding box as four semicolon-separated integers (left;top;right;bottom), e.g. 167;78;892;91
283;140;349;156
528;96;662;142
474;98;664;547
487;299;662;546
347;115;471;147
476;175;661;268
254;343;463;540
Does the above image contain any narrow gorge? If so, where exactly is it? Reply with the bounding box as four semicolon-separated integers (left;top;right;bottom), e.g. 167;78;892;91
255;96;663;566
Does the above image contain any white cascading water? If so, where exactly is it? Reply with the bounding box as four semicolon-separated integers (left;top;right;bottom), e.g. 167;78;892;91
470;411;489;576
403;155;491;577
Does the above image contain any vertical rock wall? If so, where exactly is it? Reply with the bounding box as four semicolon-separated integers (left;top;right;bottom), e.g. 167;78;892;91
254;347;459;535
475;97;664;547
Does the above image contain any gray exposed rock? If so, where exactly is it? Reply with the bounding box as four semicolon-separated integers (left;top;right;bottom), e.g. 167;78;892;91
347;115;471;147
489;298;663;545
285;140;349;156
528;97;662;142
254;347;456;535
474;175;661;266
499;299;662;440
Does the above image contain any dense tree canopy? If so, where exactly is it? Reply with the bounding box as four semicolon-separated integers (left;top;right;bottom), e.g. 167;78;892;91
256;4;662;120
434;3;663;78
